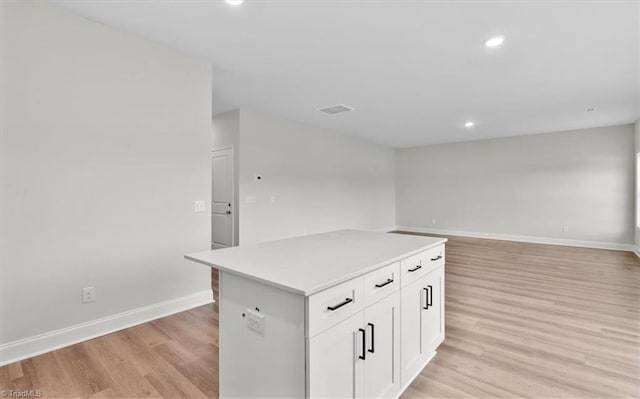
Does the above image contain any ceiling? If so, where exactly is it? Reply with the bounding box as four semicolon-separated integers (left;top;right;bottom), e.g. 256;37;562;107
53;0;639;148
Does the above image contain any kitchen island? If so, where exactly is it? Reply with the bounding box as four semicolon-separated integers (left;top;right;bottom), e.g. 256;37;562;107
185;230;446;398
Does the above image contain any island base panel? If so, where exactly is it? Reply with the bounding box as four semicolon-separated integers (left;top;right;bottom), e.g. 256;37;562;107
219;271;306;398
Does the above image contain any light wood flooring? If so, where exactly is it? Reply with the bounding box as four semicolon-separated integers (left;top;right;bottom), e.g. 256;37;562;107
1;234;638;398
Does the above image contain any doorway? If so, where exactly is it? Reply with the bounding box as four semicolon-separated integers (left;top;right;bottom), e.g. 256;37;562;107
211;148;234;250
211;147;235;297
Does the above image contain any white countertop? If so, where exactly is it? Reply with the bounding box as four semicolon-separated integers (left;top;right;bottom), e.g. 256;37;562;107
185;230;446;296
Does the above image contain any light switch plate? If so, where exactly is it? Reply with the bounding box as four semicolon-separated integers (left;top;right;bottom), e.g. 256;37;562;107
194;200;205;212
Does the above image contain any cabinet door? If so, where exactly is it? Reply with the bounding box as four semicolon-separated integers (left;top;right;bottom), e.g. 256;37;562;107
309;312;365;399
400;276;425;388
363;292;400;399
400;266;445;388
421;266;445;356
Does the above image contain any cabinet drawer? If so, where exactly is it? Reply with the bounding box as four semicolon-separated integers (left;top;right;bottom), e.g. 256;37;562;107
400;245;445;287
308;276;364;337
363;262;400;307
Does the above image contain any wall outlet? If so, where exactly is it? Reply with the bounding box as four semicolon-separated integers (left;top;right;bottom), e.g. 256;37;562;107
562;226;569;233
193;200;205;213
82;286;95;303
246;309;265;334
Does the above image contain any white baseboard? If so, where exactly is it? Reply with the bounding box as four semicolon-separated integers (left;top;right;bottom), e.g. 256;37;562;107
633;245;640;258
0;289;213;367
395;226;636;252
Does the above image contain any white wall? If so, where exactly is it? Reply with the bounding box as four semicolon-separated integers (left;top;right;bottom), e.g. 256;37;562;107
237;109;396;245
0;1;212;355
212;110;240;151
396;125;635;246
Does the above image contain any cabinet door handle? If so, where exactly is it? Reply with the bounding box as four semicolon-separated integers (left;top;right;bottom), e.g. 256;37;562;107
367;323;375;354
427;284;433;307
358;328;366;360
431;255;442;261
374;278;394;288
407;265;422;272
327;297;353;311
423;287;430;310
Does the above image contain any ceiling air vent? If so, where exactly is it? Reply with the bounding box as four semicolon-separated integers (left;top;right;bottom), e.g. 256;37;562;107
318;104;354;115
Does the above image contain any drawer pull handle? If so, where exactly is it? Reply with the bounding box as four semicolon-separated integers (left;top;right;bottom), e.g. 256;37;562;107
423;285;434;310
368;323;375;354
359;328;366;360
408;265;422;272
374;278;394;288
431;255;442;261
327;297;353;311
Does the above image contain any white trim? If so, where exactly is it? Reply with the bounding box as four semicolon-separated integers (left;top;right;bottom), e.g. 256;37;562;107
0;289;213;367
633;245;640;258
211;145;233;152
395;226;636;252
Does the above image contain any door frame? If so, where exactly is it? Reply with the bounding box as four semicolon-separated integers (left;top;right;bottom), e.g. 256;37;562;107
211;145;236;249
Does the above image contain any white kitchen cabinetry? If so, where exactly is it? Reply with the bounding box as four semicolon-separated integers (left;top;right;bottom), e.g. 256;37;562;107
185;230;446;398
309;311;365;398
363;292;401;398
400;265;445;389
309;291;401;399
420;266;445;356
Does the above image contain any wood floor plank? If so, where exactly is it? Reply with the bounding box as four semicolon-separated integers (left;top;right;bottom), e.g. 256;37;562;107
143;371;208;399
54;345;111;397
30;352;78;398
83;335;161;398
1;234;638;398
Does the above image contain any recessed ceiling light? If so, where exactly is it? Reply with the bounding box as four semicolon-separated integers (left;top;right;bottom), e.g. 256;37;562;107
484;36;505;48
586;107;596;113
225;0;244;5
319;104;354;115
464;121;475;128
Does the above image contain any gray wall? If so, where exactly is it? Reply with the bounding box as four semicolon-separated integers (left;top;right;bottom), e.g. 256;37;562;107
237;109;396;245
0;2;212;345
396;125;635;245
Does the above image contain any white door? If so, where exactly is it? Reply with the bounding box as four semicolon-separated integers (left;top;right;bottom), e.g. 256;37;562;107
400;277;424;388
363;292;400;399
421;267;445;356
211;149;233;250
309;312;365;399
